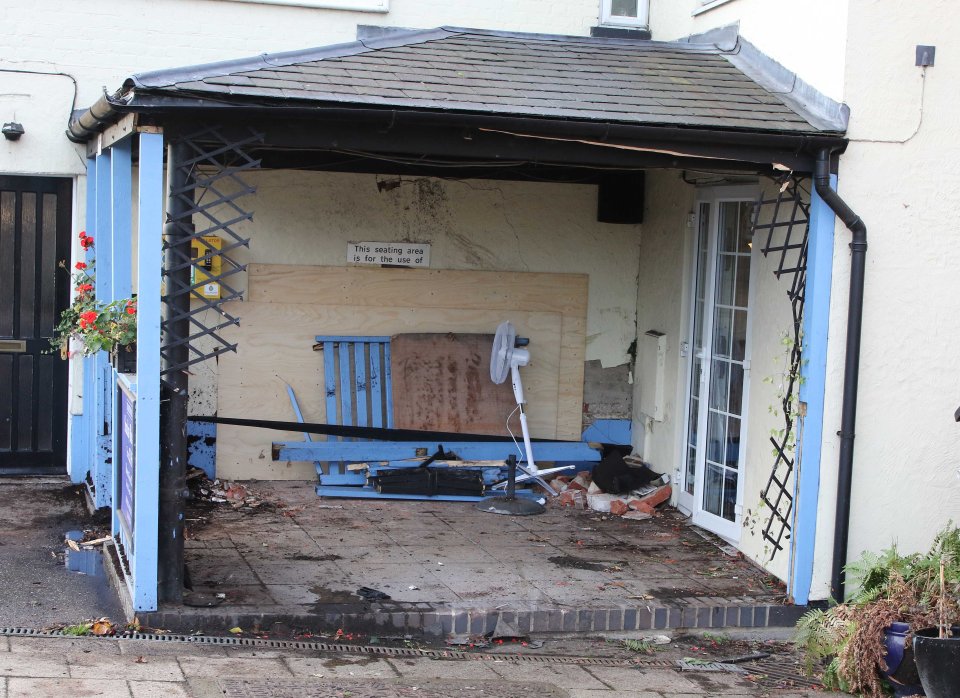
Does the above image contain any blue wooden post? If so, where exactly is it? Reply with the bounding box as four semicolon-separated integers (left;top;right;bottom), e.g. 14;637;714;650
69;158;96;485
132;131;163;612
791;176;837;604
109;138;133;535
92;150;113;509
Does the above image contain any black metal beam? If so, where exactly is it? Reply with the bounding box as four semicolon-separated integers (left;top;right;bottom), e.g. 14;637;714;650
150;111;823;174
157;140;193;603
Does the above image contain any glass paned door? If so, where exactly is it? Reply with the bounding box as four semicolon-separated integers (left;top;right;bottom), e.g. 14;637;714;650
682;196;754;541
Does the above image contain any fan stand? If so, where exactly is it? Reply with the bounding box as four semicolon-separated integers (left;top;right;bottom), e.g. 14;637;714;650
476;455;546;516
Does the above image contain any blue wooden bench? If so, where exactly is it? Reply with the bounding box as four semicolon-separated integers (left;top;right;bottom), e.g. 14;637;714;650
278;334;600;501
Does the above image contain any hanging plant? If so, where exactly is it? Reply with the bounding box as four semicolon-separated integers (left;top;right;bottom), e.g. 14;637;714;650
50;231;138;358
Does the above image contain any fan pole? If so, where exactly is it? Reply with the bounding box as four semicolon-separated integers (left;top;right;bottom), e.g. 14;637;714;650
511;363;537;473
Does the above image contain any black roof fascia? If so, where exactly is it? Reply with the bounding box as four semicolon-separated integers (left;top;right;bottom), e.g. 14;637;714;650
126;98;846;173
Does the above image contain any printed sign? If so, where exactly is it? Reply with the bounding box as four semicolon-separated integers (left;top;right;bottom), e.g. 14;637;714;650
347;242;430;267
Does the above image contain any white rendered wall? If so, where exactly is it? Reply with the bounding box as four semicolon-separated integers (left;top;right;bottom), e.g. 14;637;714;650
0;0;600;180
649;0;849;102
634;173;801;583
808;0;960;600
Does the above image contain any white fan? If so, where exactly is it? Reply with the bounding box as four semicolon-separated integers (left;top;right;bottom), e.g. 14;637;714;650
491;321;537;474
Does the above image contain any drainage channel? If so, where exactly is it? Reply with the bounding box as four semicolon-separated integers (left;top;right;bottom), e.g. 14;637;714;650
0;627;669;668
0;626;820;686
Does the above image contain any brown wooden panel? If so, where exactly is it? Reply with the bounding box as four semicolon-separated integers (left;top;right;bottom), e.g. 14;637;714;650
246;264;588;440
390;333;517;436
215;302;562;479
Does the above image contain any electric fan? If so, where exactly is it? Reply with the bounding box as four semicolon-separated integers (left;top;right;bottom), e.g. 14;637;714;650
476;321;547;515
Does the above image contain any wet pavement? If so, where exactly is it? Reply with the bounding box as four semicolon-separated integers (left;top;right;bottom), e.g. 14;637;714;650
0;478;124;629
0;630;846;697
154;481;798;637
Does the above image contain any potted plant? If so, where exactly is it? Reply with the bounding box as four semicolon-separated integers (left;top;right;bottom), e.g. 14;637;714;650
50;231;138;371
912;552;960;697
796;525;960;697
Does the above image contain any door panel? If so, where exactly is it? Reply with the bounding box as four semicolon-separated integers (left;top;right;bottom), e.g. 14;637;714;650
682;195;754;540
0;176;72;474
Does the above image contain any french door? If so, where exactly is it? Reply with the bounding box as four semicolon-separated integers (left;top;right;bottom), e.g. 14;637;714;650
679;190;756;541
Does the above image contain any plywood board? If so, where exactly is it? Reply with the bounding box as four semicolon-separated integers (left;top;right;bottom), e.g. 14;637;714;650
216;302;561;480
247;264;587;438
390;333;516;436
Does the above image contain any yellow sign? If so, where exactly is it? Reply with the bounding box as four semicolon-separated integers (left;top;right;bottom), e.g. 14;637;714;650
190;236;222;299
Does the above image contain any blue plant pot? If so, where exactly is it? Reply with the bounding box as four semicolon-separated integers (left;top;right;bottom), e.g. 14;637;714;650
884;622;924;696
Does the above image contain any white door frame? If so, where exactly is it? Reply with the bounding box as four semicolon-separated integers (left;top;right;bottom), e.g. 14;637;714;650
677;185;759;542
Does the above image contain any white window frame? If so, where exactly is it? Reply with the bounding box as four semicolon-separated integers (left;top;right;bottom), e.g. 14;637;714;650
219;0;388;12
600;0;650;28
692;0;738;16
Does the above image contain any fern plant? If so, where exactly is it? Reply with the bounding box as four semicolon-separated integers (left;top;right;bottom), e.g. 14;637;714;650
795;523;960;697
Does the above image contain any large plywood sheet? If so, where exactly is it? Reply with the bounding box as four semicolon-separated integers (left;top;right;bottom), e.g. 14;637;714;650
216;302;561;480
390;333;516;436
247;264;587;438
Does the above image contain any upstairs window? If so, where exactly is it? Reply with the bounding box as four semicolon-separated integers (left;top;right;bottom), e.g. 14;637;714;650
600;0;649;28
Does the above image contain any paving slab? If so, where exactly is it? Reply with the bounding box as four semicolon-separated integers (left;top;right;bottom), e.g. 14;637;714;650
217;677;567;697
67;654;185;681
284;655;399;678
0;655;69;678
128;680;191;697
175;655;294;679
6;677;129;697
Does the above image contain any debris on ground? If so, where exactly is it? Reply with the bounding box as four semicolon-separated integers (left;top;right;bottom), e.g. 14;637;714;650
186;468;273;512
48;617;118;637
355;586;391;601
546;463;672;521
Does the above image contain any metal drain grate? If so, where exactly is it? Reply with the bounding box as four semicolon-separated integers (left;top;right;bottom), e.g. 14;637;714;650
0;628;668;668
740;659;823;690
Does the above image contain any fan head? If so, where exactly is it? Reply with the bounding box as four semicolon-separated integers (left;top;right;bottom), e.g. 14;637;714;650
490;321;517;384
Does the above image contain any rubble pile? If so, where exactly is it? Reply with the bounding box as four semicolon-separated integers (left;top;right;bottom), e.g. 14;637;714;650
187;468;267;511
545;468;672;520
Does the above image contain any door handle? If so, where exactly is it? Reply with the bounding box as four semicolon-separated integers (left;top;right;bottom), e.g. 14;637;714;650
0;340;27;353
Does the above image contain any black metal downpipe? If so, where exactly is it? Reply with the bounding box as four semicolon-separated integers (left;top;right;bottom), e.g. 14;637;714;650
158;140;194;602
813;147;868;602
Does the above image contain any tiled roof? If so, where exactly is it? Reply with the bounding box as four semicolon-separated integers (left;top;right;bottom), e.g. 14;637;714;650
127;27;836;134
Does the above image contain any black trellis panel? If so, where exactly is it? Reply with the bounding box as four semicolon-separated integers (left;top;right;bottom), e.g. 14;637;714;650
160;126;263;383
750;178;811;558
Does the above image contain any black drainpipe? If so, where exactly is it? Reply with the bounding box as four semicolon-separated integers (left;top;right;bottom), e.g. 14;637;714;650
813;147;868;602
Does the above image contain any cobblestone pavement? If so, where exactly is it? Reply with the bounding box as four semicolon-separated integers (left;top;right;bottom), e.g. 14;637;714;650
0;634;846;698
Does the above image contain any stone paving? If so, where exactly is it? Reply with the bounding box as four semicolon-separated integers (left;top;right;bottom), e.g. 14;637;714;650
0;634;846;698
143;481;801;636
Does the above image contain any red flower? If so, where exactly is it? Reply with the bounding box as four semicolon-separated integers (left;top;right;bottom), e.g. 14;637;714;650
75;261;87;270
80;236;94;250
125;305;136;315
78;310;98;329
76;283;93;293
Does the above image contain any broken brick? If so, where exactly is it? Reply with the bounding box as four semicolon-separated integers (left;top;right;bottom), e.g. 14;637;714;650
609;499;631;516
628;484;672;514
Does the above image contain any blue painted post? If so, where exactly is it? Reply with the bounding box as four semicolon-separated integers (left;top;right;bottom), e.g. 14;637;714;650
109;138;133;535
69;158;96;485
791;176;837;604
93;151;113;508
132;131;164;612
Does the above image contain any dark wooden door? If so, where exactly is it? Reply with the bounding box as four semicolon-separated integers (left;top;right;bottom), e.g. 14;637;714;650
0;176;71;474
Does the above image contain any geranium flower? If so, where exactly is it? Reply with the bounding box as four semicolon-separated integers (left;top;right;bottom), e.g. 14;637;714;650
76;283;93;293
78;310;98;329
75;261;87;270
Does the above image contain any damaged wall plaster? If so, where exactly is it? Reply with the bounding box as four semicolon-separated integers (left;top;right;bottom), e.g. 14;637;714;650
187;170;642;415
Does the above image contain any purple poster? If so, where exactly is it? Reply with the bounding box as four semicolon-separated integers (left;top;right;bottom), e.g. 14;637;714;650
119;383;136;538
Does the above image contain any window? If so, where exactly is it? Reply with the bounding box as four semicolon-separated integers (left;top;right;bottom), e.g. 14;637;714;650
600;0;649;28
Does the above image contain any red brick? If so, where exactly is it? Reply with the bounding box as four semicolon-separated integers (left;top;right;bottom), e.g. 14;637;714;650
609;499;631;516
628;485;672;514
